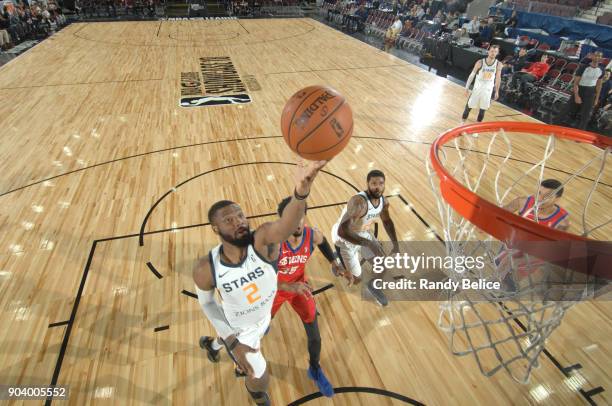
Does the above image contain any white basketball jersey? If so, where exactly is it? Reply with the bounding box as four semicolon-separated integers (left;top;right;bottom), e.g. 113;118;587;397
475;58;497;87
210;243;277;331
333;191;384;238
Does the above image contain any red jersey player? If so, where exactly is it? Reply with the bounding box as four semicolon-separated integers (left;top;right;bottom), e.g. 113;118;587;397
497;179;570;286
271;196;344;398
504;179;570;231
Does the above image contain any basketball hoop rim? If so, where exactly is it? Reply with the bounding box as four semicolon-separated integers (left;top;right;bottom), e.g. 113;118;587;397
429;122;612;244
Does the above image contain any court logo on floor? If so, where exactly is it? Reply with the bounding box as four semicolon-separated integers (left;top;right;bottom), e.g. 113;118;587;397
180;56;252;108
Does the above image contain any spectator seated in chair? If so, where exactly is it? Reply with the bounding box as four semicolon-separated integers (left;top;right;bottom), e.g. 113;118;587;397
503;10;518;37
510;54;550;93
501;47;529;76
383;15;402;53
474;19;493;48
354;4;369;31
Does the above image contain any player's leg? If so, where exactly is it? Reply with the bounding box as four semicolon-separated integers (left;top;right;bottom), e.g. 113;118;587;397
475;87;493;122
290;293;334;397
477;109;486;122
359;233;389;306
245;366;271;406
233;321;273;405
461;103;471;121
463;88;480;122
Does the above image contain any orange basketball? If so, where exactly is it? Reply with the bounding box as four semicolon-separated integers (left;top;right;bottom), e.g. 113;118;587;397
281;85;353;161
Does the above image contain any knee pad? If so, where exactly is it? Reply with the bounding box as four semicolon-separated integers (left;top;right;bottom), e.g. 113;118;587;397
244;351;267;379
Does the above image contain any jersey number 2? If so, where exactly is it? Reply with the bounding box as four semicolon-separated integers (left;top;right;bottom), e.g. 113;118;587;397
243;283;261;304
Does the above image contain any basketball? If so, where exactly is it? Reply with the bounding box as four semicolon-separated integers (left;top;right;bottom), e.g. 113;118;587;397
281;85;353;161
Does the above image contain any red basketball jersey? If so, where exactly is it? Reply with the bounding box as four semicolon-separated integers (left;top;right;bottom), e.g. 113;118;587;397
519;195;569;229
277;227;314;284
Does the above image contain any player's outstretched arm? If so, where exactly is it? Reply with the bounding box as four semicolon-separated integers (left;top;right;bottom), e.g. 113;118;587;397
381;200;399;253
193;258;234;340
465;59;482;96
312;226;344;275
254;161;327;251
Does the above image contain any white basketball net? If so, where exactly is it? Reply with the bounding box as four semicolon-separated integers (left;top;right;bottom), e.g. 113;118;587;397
426;127;611;383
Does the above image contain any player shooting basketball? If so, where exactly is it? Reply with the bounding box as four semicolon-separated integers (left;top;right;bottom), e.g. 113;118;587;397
268;196;344;398
462;45;503;123
194;160;326;406
331;170;399;306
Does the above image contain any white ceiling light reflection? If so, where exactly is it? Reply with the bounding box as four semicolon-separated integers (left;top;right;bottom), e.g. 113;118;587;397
367;162;375;168
349;164;357;170
14;306;31;321
94;387;115;399
9;244;24;256
376;317;391;328
172;153;179;158
77;159;87;166
425;228;437;240
32;205;44;213
529;385;551;402
52;161;63;167
40;240;55;251
58;201;70;209
266;174;275;181
42;181;55;188
402;231;415;240
0;271;11;280
354;144;363;153
72;133;81;139
409;80;445;132
63;146;73;157
21;221;34;230
564;373;586;392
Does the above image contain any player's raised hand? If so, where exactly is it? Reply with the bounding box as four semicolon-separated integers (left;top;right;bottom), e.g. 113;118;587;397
295;160;328;197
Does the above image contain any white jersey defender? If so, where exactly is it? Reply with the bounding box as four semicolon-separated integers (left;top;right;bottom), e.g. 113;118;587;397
332;191;384;277
468;57;498;110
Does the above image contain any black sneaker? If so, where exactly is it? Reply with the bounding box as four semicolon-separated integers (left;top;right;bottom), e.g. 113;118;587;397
252;392;271;406
199;336;220;362
367;279;388;307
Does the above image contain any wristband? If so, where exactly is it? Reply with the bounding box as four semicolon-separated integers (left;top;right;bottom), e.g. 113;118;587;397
294;188;309;200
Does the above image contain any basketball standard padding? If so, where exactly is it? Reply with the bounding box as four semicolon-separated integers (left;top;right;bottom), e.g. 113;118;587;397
281;85;353;161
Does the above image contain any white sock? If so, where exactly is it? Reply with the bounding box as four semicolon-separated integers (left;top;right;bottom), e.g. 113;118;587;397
211;338;223;351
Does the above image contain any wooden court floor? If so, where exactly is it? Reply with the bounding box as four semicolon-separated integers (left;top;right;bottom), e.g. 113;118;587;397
0;18;610;405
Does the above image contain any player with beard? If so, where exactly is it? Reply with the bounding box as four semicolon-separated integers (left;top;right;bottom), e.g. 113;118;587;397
269;197;344;398
331;170;399;306
194;160;326;406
